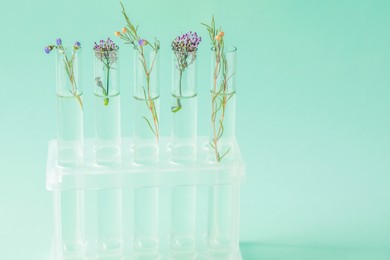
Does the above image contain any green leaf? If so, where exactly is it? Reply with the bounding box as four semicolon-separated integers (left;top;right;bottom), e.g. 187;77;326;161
219;147;231;160
142;116;157;137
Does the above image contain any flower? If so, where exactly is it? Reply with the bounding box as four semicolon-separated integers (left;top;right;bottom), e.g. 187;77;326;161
44;46;53;54
171;31;201;113
214;31;225;42
93;38;118;106
73;41;81;51
93;38;118;63
93;38;118;52
45;39;81;54
138;39;147;46
115;31;121;37
172;31;202;53
122;27;127;33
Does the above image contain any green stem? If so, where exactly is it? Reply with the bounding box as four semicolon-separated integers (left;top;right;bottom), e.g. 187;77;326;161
179;69;183;96
212;46;221;162
104;64;110;106
141;50;159;142
145;73;159;142
63;51;83;110
119;2;160;141
172;69;183;113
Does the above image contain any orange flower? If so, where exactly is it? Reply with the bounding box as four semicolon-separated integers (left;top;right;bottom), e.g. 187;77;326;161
218;31;225;37
215;35;221;41
114;31;121;37
122;27;127;33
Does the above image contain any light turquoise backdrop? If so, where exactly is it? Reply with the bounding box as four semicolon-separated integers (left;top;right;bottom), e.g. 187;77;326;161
0;0;390;259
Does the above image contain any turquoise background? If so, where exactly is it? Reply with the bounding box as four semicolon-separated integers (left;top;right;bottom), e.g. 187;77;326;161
1;0;390;259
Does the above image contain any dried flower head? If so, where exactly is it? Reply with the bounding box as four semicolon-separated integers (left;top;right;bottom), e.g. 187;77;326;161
172;31;202;53
93;38;118;52
93;38;119;64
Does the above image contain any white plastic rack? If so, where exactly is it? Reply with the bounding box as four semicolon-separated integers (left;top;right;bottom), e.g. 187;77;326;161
46;136;245;260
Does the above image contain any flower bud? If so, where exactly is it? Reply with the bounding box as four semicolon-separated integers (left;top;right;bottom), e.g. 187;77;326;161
122;27;127;33
138;39;147;46
114;31;121;37
56;38;62;46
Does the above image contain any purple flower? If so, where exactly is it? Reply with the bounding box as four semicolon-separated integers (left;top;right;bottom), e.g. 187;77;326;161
56;38;62;46
172;31;202;52
93;38;118;52
73;41;81;50
93;38;118;63
44;46;51;54
172;31;201;72
138;39;147;46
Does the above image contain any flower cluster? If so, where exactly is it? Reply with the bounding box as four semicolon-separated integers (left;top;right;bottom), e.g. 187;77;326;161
172;31;201;53
171;32;202;113
93;38;119;106
93;38;118;52
93;38;118;64
172;31;201;73
172;32;202;72
45;38;81;54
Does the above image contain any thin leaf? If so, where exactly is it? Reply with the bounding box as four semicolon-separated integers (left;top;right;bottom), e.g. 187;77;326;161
219;147;231;160
142;116;157;136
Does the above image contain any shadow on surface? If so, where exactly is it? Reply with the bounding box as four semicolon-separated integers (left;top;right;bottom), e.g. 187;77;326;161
240;242;390;260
